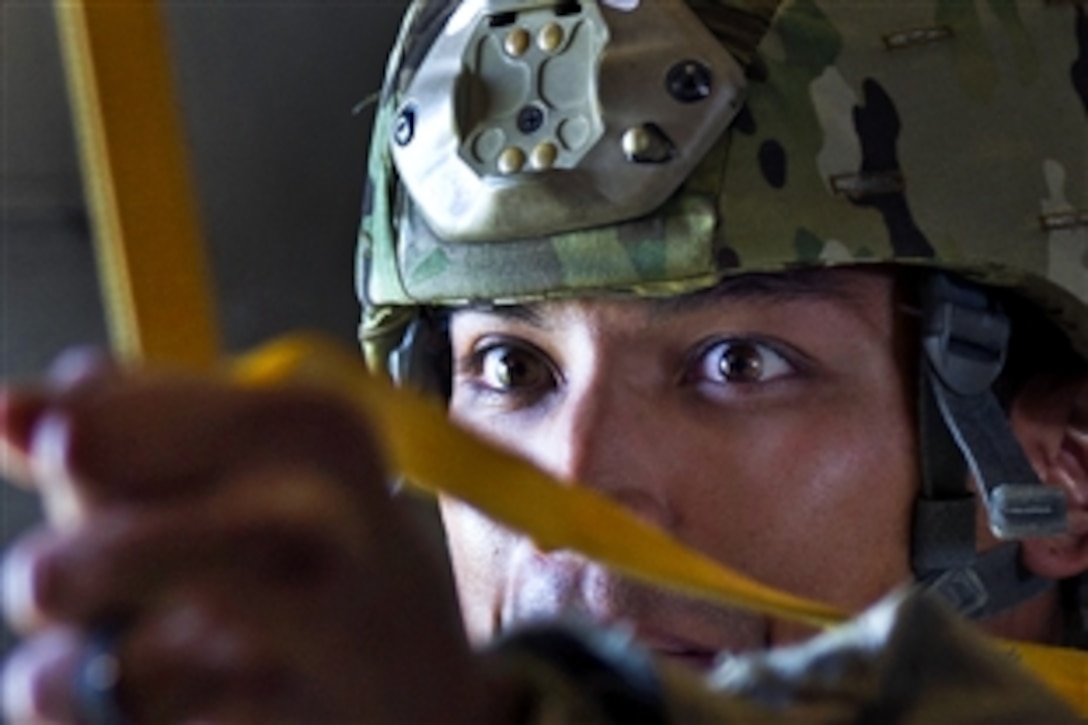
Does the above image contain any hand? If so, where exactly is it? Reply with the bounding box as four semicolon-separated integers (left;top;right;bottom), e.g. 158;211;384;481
1;350;493;723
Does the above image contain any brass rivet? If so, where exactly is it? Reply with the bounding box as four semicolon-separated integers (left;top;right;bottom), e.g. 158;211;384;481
498;146;527;174
505;28;530;57
530;142;558;170
538;22;564;53
622;126;652;158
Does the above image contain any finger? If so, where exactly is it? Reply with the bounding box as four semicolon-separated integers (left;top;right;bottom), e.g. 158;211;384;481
22;376;389;516
5;507;453;724
1;614;302;725
1;348;124;458
3;467;386;634
2;628;84;725
1;348;122;496
0;383;55;489
119;588;334;722
109;568;476;723
6;587;379;724
1;618;209;725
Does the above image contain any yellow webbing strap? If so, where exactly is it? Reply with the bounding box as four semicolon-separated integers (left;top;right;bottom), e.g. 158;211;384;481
998;640;1087;714
55;0;219;368
54;0;1087;715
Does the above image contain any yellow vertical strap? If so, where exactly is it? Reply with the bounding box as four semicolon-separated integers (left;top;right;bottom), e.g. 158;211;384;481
54;0;219;368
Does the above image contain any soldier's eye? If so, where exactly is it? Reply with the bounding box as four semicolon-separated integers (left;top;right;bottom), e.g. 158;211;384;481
462;339;557;398
481;345;549;390
691;338;795;385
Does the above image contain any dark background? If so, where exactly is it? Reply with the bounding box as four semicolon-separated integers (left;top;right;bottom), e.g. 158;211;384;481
1;0;410;651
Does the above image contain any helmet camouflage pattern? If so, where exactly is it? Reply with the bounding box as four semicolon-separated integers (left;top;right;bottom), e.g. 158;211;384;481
357;0;1088;374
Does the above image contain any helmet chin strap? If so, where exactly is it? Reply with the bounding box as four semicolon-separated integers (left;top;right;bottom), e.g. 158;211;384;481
913;272;1069;618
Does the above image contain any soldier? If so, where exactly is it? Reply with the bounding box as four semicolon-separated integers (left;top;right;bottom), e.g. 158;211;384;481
2;0;1086;721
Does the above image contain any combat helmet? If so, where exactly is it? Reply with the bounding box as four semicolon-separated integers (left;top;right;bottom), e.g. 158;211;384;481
357;0;1088;624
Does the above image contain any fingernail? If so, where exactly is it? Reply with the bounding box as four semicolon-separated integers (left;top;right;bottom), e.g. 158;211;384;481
2;629;82;724
47;347;115;388
1;386;55;488
1;535;49;635
27;413;83;527
0;388;48;457
0;436;34;488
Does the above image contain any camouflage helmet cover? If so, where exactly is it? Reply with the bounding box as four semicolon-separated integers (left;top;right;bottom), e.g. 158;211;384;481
358;0;1088;371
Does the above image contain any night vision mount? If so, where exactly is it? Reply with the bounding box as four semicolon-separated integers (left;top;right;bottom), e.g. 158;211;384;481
390;0;747;243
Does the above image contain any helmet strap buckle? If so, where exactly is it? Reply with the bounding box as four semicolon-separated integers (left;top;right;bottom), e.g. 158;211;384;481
913;272;1068;618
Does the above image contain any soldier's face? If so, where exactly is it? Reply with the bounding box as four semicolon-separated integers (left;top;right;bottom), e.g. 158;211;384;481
441;268;918;667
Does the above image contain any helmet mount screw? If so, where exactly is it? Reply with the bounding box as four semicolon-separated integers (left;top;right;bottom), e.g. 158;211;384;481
394;106;416;146
517;105;546;135
666;61;713;104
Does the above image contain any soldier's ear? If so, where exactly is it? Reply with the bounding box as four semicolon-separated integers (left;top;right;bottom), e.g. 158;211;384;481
1011;374;1088;580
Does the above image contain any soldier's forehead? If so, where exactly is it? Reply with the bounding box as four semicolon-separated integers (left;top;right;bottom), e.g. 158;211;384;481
650;267;882;315
459;267;887;325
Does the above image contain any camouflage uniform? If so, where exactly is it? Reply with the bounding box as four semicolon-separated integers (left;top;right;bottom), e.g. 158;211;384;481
484;591;1080;722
